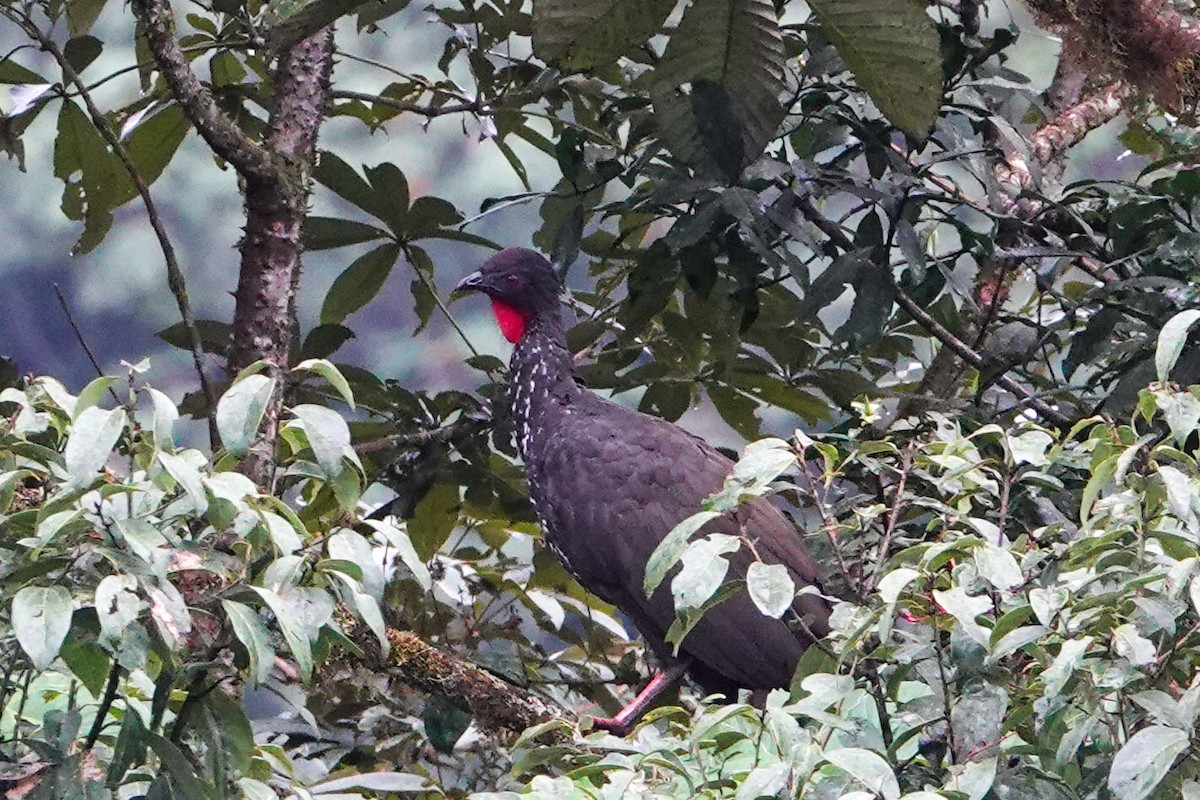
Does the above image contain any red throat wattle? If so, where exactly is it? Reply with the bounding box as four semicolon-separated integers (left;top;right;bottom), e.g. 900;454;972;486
490;299;528;343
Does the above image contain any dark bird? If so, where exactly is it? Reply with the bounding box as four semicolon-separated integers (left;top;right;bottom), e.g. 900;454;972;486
455;248;831;734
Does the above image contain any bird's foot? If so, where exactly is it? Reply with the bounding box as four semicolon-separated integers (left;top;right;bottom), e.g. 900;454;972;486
588;714;636;737
583;661;691;736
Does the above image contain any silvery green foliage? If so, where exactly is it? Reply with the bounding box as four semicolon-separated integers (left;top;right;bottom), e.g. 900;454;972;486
473;383;1200;800
0;366;635;796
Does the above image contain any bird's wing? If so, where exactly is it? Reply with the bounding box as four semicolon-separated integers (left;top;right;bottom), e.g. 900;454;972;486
531;394;828;691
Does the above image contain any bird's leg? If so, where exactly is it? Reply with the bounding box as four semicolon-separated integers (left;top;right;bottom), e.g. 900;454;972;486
589;660;691;736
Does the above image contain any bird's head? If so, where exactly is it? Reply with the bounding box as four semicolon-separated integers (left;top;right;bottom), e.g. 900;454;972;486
454;247;563;343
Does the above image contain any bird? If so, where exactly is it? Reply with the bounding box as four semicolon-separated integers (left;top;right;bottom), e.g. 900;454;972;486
454;247;831;734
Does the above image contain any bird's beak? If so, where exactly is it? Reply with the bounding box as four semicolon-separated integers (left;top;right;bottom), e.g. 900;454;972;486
452;271;486;298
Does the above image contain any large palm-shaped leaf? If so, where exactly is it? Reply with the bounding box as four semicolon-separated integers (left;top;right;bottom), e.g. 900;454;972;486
532;0;677;71
650;0;785;183
808;0;942;138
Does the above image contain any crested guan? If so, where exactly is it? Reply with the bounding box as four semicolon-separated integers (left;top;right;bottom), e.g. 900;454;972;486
455;247;831;734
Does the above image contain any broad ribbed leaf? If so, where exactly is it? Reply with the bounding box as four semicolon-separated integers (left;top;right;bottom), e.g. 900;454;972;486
746;561;794;618
1155;308;1200;383
222;600;275;685
1108;726;1187;800
291;403;351;479
64;406;126;488
158;450;209;514
216;373;275;457
650;0;785;182
807;0;941;138
13;585;73;670
532;0;675;70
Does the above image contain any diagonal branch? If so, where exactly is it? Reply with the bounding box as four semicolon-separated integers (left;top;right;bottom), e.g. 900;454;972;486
382;629;569;738
132;0;276;185
8;9;221;448
793;195;1073;429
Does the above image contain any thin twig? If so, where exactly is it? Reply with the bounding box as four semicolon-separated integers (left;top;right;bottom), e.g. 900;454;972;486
354;414;489;454
863;444;915;595
793;193;1074;429
52;284;119;403
10;10;221;448
405;247;498;381
333;88;489;118
83;663;122;751
892;289;1074;429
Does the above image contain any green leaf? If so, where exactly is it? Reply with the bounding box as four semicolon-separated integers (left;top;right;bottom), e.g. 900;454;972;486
303;216;390;250
406;196;462;238
314;150;389;220
1112;623;1156;666
156;319;232;356
348;590;390;658
973;542;1023;591
650;0;785;181
67;0;109;35
807;0;942;138
1041;636;1091;699
13;585;73;670
121;105;190;194
74;375;116;419
364;518;431;590
364;162;410;232
291;404;351;478
309;773;433;793
824;747;900;800
644;510;722;596
222;600;275;685
705;438;796;512
532;0;675;70
327;530;384;598
1108;726;1188;800
1155;308;1200;383
320;243;401;323
932;586;992;647
146;386;179;447
293;358;355;408
216;373;275;458
148;733;215;799
63;36;104;74
107;703;148;785
53;100;130;252
746;561;794;618
672;533;740;611
201;689;255;776
300;324;355;360
158;450;209;514
64;406;126;488
96;574;142;648
253;588;314;681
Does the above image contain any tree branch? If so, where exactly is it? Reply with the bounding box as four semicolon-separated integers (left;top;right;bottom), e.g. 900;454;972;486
793;194;1073;429
381;629;569;739
1023;0;1200;110
132;0;277;185
995;80;1131;217
228;25;337;484
8;9;221;448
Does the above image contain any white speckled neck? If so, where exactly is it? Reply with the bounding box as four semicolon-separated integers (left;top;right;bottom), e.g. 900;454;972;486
508;311;581;460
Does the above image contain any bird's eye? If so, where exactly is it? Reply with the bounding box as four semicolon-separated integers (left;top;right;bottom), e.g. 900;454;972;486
505;274;519;285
